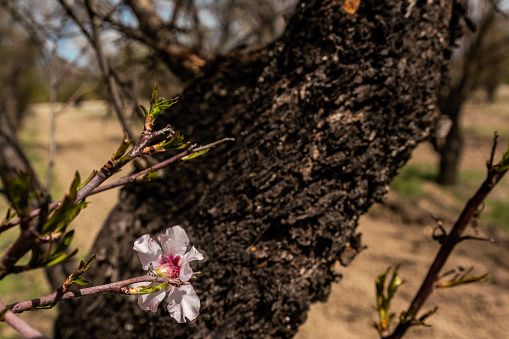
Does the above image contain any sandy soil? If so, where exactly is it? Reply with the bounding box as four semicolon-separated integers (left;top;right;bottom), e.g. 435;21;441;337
3;87;509;338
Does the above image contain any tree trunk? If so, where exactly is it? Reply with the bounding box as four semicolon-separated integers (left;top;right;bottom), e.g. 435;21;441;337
0;107;42;197
55;1;458;338
436;2;496;186
438;111;463;185
437;84;464;185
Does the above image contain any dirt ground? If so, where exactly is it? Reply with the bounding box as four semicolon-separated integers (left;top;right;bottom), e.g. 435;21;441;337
4;87;509;338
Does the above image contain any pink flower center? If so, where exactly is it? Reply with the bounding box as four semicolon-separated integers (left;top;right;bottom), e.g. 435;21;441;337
155;254;181;279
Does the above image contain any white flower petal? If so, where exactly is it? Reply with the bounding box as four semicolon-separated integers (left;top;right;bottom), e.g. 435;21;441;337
158;226;189;257
131;283;166;313
179;246;204;281
166;285;200;323
133;234;163;270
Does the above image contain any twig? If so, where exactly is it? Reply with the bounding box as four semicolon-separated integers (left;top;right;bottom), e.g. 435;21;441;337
488;131;498;168
7;275;179;314
385;137;508;339
46;59;58;190
0;299;48;339
83;0;135;140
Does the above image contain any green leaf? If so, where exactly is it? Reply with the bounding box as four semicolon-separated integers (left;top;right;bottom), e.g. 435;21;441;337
387;265;405;302
35;302;57;310
5;171;32;217
69;172;81;201
42;175;86;233
150;83;159;106
69;277;90;286
375;267;390;310
145;84;179;124
1;204;15;224
161;131;187;150
415;307;438;326
0;307;8;320
139;104;149;118
120;155;134;162
112;132;134;160
137;282;168;295
28;245;43;269
78;170;98;190
41;197;86;233
374;266;405;335
436;268;489;288
145;168;159;181
47;231;75;261
78;255;96;272
494;141;509;172
182;148;209;161
150;97;178;121
44;248;78;267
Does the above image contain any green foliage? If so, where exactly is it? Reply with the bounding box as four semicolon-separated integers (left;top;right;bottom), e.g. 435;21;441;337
140;84;179;125
182;148;209;161
1;206;15;224
493;140;509;172
136;281;169;295
44;231;78;267
78;170;98;190
34;302;57;310
435;266;489;288
65;255;96;289
112;132;134;160
4;171;32;219
411;307;438;327
155;131;189;152
3;171;85;272
374;266;405;336
41;172;85;234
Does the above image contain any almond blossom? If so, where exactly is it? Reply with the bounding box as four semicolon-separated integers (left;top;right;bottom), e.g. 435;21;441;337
132;225;203;323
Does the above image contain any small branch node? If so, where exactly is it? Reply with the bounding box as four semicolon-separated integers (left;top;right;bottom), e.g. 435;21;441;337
488;131;499;169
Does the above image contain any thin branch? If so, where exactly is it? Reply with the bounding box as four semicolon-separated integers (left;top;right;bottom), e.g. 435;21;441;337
488;131;498;168
56;0;92;41
7;275;181;314
83;0;135;140
46;56;58;190
0;299;48;339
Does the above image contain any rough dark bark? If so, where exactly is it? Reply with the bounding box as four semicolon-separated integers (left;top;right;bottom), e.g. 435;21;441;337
56;1;456;338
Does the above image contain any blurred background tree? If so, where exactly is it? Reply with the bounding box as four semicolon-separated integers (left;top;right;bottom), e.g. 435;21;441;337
435;0;509;185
